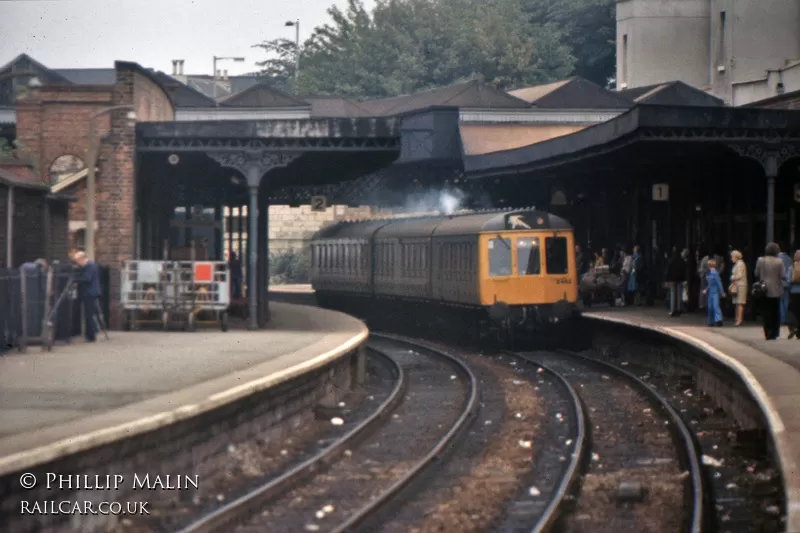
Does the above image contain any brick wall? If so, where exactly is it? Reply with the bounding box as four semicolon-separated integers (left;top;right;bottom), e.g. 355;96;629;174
95;62;175;329
15;86;113;184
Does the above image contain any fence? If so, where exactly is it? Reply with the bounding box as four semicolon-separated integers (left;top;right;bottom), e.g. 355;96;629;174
0;263;110;354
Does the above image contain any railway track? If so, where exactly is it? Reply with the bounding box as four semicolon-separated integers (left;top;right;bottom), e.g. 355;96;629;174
175;336;478;533
514;349;705;533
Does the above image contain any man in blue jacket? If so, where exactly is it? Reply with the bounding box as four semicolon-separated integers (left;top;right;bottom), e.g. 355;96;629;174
73;251;102;342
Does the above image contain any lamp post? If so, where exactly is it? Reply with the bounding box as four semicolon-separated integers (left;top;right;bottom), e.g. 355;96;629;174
285;19;300;84
212;56;246;105
2;73;41;268
85;105;137;262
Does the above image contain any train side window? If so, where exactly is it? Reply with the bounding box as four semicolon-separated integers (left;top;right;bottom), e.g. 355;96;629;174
488;238;512;277
545;236;569;274
517;238;541;275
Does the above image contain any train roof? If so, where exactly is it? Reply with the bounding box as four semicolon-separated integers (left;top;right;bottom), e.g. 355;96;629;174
312;209;572;240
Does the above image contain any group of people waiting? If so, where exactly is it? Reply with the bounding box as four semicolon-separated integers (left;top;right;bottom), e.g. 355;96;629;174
577;242;800;341
688;243;800;340
576;244;650;307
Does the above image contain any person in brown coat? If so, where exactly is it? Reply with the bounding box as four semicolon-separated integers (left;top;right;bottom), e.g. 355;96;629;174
755;242;789;340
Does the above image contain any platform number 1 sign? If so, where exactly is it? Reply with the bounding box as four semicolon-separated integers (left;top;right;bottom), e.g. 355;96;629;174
310;196;327;212
652;184;669;202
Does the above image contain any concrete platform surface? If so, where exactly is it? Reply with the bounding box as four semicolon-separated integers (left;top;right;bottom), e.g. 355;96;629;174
585;306;800;530
0;302;367;474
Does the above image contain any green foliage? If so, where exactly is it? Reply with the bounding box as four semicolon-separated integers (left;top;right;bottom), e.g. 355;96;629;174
269;250;311;284
252;38;298;94
521;0;616;85
254;0;614;98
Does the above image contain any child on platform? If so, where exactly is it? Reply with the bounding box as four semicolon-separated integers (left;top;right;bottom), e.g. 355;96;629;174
703;258;726;327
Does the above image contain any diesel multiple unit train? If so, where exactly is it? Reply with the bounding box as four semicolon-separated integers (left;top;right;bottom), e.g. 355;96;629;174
310;208;580;345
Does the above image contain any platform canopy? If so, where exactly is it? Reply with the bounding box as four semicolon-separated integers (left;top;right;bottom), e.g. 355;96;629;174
463;104;800;179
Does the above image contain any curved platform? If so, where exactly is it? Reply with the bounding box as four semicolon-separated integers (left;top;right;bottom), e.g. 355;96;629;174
0;302;367;474
584;307;800;532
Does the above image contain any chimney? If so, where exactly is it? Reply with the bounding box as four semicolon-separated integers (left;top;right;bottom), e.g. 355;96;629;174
172;60;178;75
223;69;228;80
216;69;222;79
179;60;184;75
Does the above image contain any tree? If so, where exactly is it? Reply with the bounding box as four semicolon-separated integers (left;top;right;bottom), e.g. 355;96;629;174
253;0;581;99
522;0;616;85
252;38;299;94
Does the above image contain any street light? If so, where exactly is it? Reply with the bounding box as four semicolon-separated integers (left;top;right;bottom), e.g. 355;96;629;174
85;106;137;262
212;56;246;104
285;19;300;84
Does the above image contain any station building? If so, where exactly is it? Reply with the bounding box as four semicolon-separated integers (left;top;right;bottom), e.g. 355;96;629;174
1;19;800;327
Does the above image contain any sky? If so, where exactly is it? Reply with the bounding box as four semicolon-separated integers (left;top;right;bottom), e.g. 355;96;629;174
0;0;375;76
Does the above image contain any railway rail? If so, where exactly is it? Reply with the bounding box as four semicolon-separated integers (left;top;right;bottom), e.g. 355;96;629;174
176;336;478;533
516;349;705;533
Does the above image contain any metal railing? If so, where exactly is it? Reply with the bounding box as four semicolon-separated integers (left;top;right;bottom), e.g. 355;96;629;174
0;263;110;353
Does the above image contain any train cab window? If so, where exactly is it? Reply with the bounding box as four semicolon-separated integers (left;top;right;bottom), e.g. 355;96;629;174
517;238;541;275
488;238;512;277
545;236;569;274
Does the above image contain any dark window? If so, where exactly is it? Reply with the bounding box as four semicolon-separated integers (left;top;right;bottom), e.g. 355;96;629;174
517;238;541;275
545;237;569;274
488;238;512;277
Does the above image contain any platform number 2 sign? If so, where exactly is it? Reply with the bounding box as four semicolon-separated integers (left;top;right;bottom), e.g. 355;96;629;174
311;196;327;212
652;184;669;202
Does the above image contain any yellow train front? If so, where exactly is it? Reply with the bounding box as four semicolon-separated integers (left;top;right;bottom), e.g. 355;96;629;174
310;208;580;346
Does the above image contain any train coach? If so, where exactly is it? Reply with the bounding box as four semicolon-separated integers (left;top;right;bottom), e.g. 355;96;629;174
310;208;580;345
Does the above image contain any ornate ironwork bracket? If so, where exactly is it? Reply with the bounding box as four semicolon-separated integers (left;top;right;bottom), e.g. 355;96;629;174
207;150;301;188
728;143;800;176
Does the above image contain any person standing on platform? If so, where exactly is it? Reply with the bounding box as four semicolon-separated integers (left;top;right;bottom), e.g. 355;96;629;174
72;251;101;343
788;251;800;340
755;243;788;340
228;251;243;300
778;248;792;326
630;245;646;306
697;247;710;310
621;248;634;306
729;250;749;326
575;244;587;281
703;258;725;326
665;247;687;317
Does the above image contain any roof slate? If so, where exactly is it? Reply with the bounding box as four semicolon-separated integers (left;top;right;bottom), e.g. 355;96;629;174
220;81;310;108
618;81;724;107
52;68;116;85
0;163;47;189
151;71;216;107
303;97;373;117
511;77;632;109
360;79;531;116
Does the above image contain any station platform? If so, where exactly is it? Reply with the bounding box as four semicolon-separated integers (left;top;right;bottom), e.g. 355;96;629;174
0;302;367;474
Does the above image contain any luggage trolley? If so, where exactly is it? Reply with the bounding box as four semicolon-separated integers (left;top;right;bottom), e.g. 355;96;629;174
187;261;230;331
121;261;168;330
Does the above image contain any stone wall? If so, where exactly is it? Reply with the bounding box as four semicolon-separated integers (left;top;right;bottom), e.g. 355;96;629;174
268;204;413;256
